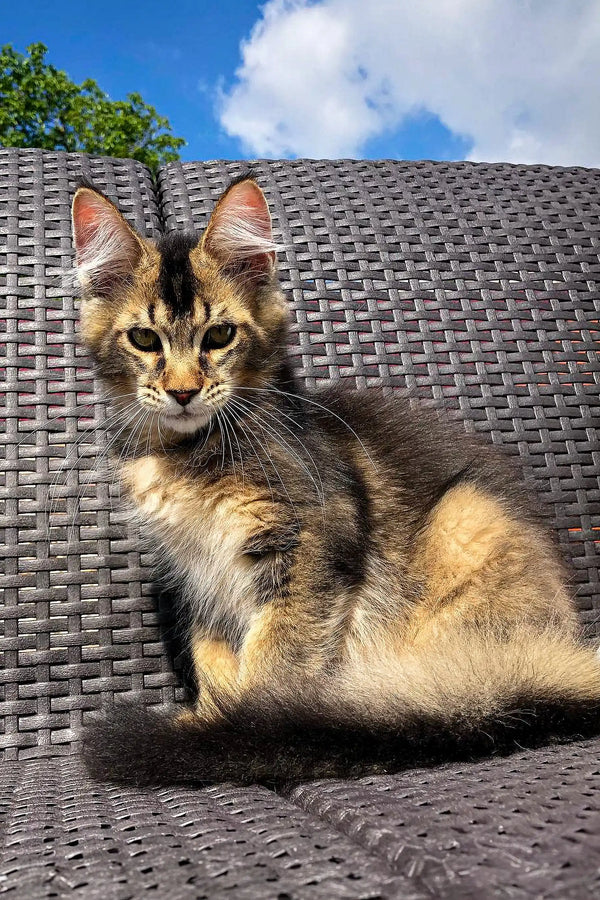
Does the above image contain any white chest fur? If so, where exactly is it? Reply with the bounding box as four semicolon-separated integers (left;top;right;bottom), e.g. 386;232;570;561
120;456;262;640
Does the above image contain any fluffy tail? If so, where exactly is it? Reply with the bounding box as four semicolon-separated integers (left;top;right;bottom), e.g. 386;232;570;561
83;628;600;787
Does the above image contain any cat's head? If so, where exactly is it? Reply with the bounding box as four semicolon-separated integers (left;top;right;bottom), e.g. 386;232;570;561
71;177;288;437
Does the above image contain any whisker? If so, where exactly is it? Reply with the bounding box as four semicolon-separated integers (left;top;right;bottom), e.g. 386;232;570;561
234;385;377;472
45;399;141;527
226;399;300;523
103;406;152;530
66;402;147;541
227;411;277;507
220;404;245;487
230;394;324;504
12;389;144;450
228;396;324;506
219;408;238;483
215;411;227;472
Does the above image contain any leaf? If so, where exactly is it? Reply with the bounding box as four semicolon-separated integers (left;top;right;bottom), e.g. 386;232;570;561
0;42;186;170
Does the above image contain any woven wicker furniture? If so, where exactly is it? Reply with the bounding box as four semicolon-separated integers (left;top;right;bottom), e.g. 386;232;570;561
1;148;599;897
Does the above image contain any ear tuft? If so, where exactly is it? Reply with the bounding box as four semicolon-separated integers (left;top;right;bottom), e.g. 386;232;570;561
202;179;278;281
72;187;144;297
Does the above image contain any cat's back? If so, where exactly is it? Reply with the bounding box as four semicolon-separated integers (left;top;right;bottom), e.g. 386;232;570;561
307;383;539;525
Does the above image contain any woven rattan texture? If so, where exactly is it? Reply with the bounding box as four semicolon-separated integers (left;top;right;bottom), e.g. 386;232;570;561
1;151;599;763
0;149;182;762
1;740;599;899
291;736;600;899
160;159;600;628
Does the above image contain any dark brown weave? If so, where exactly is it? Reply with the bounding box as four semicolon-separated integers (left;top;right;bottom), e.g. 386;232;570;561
1;149;600;898
1;150;599;759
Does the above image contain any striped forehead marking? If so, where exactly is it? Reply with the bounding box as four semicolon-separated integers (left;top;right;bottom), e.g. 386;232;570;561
156;231;199;318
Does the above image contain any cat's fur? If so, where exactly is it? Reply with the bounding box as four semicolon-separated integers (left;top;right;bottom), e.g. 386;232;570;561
72;176;600;787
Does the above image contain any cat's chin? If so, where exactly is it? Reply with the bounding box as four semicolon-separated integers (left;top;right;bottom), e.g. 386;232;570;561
160;411;212;435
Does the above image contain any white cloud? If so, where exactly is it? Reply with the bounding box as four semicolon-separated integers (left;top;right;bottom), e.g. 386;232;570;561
218;0;600;166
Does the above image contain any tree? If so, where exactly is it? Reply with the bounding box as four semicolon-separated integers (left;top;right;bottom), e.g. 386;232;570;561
0;43;185;170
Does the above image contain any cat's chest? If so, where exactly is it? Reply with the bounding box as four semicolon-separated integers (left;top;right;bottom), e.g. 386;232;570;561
119;455;279;634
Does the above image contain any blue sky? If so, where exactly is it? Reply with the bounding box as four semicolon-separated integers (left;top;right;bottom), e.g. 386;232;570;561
2;0;261;160
2;1;599;166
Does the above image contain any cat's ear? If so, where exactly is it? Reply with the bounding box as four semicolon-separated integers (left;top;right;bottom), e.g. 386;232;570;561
201;178;277;282
72;185;145;297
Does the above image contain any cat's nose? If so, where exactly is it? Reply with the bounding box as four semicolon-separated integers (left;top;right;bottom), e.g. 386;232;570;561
167;389;200;407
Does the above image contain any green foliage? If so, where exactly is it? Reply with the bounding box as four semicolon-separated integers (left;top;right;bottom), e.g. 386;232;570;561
0;42;186;170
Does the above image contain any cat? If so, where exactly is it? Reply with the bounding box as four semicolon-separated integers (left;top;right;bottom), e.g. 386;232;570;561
72;175;600;787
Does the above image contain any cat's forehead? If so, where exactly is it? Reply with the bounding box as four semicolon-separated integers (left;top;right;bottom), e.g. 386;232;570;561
122;230;249;333
155;231;199;318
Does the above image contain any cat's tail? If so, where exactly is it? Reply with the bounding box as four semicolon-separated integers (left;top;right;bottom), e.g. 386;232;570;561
83;627;600;787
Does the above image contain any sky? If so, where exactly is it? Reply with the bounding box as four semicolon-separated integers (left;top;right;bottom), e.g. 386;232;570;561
2;0;600;166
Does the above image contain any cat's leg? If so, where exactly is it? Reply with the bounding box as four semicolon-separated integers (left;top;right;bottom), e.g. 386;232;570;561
235;535;351;691
238;603;328;686
180;606;330;719
191;631;240;692
177;629;240;724
406;482;577;644
231;477;381;689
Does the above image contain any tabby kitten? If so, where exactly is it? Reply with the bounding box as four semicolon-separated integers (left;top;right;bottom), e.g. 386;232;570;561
72;177;600;786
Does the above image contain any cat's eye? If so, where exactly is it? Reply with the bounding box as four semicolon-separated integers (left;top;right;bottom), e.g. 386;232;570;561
203;324;236;351
128;328;162;352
